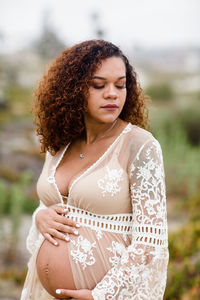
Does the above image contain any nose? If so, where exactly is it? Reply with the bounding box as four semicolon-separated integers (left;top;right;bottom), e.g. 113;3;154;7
104;84;117;99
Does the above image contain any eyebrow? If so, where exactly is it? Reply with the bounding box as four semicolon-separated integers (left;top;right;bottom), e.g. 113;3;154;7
92;76;126;80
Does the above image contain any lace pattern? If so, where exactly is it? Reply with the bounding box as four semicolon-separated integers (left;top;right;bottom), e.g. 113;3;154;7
97;166;124;197
61;204;133;235
71;235;96;270
92;139;168;299
107;242;126;267
26;201;46;254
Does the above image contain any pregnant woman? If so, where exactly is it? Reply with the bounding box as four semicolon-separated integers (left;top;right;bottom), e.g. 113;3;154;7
21;40;169;300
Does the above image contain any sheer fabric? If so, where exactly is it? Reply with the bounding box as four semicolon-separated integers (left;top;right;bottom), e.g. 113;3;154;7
21;123;169;300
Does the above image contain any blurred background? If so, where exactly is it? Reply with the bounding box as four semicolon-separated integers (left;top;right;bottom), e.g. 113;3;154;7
0;0;200;299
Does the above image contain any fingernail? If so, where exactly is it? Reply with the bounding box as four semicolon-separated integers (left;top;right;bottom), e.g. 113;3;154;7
54;241;58;246
74;230;79;235
65;236;70;241
56;289;61;294
75;223;80;228
63;208;68;212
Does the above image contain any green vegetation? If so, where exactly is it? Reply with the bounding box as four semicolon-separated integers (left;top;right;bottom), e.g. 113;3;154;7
149;108;200;299
150;109;200;198
166;193;200;299
0;86;32;125
0;172;38;216
153;123;200;198
145;82;175;102
0;172;38;264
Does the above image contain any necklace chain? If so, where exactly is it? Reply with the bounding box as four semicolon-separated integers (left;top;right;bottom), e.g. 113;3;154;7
79;119;118;159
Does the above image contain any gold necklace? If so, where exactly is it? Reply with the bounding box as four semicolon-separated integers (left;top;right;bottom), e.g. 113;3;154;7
79;119;118;159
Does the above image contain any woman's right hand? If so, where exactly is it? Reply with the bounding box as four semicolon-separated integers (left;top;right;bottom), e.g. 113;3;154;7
35;205;80;246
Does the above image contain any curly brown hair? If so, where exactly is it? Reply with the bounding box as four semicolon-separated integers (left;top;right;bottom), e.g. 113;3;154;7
33;39;149;155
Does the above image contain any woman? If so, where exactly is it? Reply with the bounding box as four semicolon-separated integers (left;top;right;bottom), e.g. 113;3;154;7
21;40;169;300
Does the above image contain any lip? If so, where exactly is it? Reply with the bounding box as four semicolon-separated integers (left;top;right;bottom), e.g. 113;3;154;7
101;104;118;108
101;104;118;111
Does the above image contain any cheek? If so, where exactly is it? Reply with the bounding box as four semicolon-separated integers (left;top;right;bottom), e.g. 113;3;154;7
87;96;97;106
86;98;98;114
87;90;102;108
121;91;127;104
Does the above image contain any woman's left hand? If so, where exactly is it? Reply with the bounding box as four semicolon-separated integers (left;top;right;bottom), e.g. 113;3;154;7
54;288;93;300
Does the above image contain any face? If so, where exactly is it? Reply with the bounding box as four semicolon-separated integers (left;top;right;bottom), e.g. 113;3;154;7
85;56;127;124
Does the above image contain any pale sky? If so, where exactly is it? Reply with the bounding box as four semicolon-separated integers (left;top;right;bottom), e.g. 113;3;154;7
0;0;200;53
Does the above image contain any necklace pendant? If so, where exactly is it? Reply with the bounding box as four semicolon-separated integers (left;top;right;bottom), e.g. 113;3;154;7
80;153;85;159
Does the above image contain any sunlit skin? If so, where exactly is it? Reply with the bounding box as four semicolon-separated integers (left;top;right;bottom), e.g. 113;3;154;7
54;57;127;299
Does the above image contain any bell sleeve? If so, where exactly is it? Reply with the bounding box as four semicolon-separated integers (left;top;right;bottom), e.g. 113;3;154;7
26;151;50;255
92;138;169;300
26;200;47;255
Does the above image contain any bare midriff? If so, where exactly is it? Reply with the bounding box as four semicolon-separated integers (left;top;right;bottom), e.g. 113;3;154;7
36;239;76;298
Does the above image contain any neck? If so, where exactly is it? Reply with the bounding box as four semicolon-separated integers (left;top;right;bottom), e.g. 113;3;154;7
83;118;118;145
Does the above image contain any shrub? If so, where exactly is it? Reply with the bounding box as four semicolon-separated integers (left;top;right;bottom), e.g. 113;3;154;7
152;122;200;198
166;193;200;299
0;172;38;264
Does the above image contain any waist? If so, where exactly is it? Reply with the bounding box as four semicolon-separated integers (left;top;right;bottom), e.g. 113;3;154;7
59;203;132;235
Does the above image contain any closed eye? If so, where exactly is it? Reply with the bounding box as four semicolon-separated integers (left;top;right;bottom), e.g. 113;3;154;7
93;85;104;89
116;85;126;89
93;85;126;89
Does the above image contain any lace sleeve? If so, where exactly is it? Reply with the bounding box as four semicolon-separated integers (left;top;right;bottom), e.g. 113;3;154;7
92;139;169;300
26;151;50;254
26;200;46;254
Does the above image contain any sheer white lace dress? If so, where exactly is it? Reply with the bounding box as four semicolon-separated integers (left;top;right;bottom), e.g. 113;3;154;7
20;123;169;300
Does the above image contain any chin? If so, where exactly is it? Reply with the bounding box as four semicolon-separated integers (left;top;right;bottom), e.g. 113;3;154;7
98;114;119;124
84;111;121;125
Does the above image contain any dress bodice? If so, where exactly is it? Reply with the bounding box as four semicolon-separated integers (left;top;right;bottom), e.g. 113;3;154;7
37;124;132;212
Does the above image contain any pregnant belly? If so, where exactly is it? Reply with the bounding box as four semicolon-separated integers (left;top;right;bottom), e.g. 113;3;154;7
36;239;76;298
36;227;131;297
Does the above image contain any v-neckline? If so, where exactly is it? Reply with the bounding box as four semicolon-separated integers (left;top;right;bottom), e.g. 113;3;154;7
52;122;131;204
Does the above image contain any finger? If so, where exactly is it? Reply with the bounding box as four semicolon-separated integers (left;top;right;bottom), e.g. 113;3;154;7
56;215;81;229
54;298;72;300
54;205;69;215
53;223;79;236
54;299;72;300
44;233;59;246
48;230;70;242
56;289;79;297
53;298;72;300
